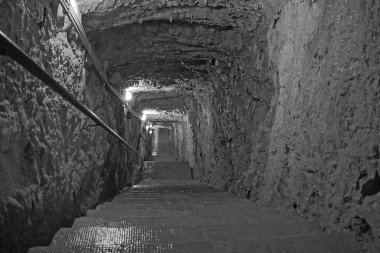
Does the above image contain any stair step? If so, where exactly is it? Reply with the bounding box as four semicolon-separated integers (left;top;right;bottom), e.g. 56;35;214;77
87;203;295;219
95;201;282;211
226;233;362;253
127;188;217;193
113;194;234;202
27;179;361;252
85;211;296;223
112;196;240;203
143;162;192;180
28;233;360;253
116;191;232;198
90;204;297;220
28;241;213;253
73;216;249;228
73;216;318;230
49;221;321;246
86;208;296;220
125;180;219;193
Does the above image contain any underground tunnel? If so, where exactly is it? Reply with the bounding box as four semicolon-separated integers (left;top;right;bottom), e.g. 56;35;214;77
0;0;379;252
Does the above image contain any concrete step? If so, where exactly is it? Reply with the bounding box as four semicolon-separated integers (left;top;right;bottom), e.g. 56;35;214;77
143;161;192;180
111;197;244;205
114;192;233;201
127;186;217;193
28;241;213;253
84;209;297;223
95;200;283;212
86;205;296;219
72;216;319;230
90;200;293;213
90;203;297;221
29;233;360;253
27;178;361;253
72;216;250;228
49;221;321;246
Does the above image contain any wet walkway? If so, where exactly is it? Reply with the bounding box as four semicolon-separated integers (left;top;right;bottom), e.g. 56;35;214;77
29;162;361;252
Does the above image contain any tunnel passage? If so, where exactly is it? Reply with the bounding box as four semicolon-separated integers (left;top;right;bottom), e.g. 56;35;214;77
0;0;379;252
153;127;175;161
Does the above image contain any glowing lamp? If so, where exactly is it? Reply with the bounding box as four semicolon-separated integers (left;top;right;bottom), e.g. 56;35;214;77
125;91;132;101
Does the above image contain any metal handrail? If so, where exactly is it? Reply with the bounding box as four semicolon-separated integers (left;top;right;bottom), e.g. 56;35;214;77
0;31;138;154
59;0;142;121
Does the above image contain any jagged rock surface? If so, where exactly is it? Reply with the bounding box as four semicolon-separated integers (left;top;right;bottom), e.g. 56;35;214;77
0;1;140;252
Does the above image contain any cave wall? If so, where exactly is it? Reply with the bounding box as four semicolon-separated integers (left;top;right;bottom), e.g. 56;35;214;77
183;116;196;168
189;23;274;192
169;117;195;166
253;0;380;250
188;0;379;250
0;1;136;252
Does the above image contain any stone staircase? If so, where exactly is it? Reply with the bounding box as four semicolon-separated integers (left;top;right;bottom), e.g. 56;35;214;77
142;161;194;180
28;162;361;252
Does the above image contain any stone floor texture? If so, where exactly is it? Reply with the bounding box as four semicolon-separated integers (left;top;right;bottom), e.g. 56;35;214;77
28;161;361;252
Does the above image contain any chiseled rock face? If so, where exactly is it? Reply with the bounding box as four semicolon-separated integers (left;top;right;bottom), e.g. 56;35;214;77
79;0;268;85
79;0;266;32
0;1;136;252
188;30;274;193
251;0;379;251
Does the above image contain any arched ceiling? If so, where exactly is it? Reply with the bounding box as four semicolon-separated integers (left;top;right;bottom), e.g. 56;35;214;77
77;0;272;123
78;0;268;84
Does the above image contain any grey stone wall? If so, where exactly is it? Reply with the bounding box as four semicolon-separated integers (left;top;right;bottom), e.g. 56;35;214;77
0;1;137;252
188;26;274;193
188;0;379;251
256;0;380;251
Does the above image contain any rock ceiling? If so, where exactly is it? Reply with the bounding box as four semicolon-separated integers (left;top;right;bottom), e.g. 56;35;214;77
77;0;272;117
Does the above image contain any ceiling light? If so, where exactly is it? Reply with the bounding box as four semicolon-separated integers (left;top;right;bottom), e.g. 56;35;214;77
142;109;160;115
125;91;132;101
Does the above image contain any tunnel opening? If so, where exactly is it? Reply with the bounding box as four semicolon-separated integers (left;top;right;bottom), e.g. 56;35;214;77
153;127;173;161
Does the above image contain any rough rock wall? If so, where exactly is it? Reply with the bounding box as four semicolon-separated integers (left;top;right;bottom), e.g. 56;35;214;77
189;27;274;192
183;116;195;168
169;117;195;166
246;0;379;251
0;1;136;252
188;0;379;250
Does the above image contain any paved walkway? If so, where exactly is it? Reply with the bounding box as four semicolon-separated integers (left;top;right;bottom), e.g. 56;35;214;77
29;162;361;252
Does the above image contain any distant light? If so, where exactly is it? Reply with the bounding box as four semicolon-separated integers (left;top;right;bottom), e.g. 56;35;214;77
141;114;147;121
149;130;153;134
142;109;160;115
145;125;149;131
125;91;132;101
